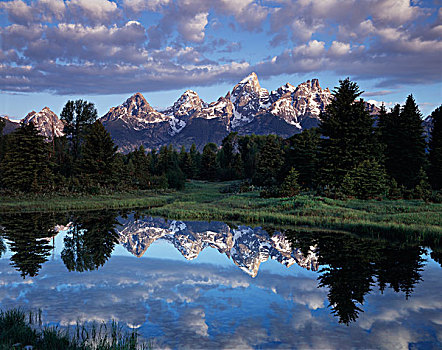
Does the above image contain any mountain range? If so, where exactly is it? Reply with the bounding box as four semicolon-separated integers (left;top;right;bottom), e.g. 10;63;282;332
1;72;408;152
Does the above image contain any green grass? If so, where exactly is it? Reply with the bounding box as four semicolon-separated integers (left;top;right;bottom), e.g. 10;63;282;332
1;181;441;237
0;308;150;350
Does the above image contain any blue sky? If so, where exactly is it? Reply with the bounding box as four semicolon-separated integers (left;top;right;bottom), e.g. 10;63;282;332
0;0;441;120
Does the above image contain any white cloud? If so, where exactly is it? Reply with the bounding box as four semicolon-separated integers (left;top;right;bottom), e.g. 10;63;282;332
178;12;208;42
67;0;120;23
293;40;326;57
329;41;351;56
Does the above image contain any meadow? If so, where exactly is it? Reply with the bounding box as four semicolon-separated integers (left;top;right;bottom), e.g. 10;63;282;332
1;181;441;238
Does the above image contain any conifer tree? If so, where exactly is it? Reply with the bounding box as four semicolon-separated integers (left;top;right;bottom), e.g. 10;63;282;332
60;99;98;164
318;78;377;191
80;121;117;187
384;95;426;189
253;135;284;186
1;123;53;193
200;143;219;180
428;105;442;189
280;167;301;197
286;128;320;188
341;159;388;199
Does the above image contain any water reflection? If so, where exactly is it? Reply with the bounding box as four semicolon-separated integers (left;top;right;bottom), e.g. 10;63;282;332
117;215;318;276
284;230;426;324
0;213;57;278
0;211;440;327
61;211;119;272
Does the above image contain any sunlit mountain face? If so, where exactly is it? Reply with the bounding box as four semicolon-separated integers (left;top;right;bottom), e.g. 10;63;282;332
0;210;441;348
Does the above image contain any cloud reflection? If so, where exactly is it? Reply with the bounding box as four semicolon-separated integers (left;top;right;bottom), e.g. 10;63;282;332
0;255;440;348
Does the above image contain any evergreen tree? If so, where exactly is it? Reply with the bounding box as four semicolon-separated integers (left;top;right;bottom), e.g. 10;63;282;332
286;128;320;188
318;78;377;191
280;167;301;197
188;143;200;178
218;132;241;180
128;146;151;188
200;143;219;180
253;135;284;186
60;99;98;164
341;159;388;199
382;95;426;189
1;123;53;193
80;121;118;187
428;105;442;189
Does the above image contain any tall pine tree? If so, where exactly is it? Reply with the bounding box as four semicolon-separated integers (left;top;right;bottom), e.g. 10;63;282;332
1;123;53;193
383;95;426;189
428;105;442;189
318;78;377;191
80;120;118;187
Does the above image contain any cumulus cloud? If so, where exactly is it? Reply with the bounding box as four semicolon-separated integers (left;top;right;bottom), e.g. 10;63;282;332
0;0;440;95
178;12;208;42
67;0;120;24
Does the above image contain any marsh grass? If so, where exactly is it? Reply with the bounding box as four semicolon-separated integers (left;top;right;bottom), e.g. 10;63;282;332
0;309;150;350
1;181;441;236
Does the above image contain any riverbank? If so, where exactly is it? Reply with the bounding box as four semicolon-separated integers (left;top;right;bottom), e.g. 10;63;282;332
1;181;441;236
0;308;148;350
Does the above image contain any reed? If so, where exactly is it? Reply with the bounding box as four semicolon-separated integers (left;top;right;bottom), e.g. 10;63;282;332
0;308;150;350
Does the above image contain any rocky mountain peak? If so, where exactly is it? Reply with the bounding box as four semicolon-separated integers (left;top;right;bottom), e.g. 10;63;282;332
230;72;270;129
162;89;205;119
22;107;64;140
122;92;156;115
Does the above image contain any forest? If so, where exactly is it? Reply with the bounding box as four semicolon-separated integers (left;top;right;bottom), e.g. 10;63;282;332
0;78;441;202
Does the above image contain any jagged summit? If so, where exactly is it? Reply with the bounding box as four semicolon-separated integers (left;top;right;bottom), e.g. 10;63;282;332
22;107;65;140
97;72;380;152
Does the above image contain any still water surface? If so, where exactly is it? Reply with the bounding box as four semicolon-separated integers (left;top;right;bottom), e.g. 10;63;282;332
0;211;441;348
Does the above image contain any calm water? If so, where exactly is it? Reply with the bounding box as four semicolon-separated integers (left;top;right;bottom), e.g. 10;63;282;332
0;211;441;349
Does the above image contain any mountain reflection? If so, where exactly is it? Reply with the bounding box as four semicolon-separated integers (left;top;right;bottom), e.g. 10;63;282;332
0;211;439;325
117;215;318;277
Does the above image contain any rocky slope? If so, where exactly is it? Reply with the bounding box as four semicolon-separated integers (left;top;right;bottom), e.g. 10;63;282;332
99;72;380;151
117;215;318;277
0;116;20;134
22;107;65;140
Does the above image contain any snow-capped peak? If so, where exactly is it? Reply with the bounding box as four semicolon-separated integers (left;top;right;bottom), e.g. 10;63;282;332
22;107;65;140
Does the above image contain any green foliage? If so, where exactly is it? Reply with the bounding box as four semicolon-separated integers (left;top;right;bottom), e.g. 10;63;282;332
0;308;149;349
1;123;54;193
280;167;301;197
428;105;442;189
380;96;426;189
319;78;377;190
60;99;98;162
80;121;118;187
253;135;284;186
286;128;320;188
413;168;432;201
341;159;388;199
200;143;219;180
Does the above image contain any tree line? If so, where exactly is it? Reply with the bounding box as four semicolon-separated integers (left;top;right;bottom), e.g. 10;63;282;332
0;78;441;200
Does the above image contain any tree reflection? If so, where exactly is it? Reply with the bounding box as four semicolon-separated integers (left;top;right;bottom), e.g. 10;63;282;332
284;229;427;325
0;213;58;278
61;211;119;272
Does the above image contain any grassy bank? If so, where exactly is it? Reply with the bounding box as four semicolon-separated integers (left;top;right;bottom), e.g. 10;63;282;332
0;190;175;213
1;181;441;236
0;308;149;350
